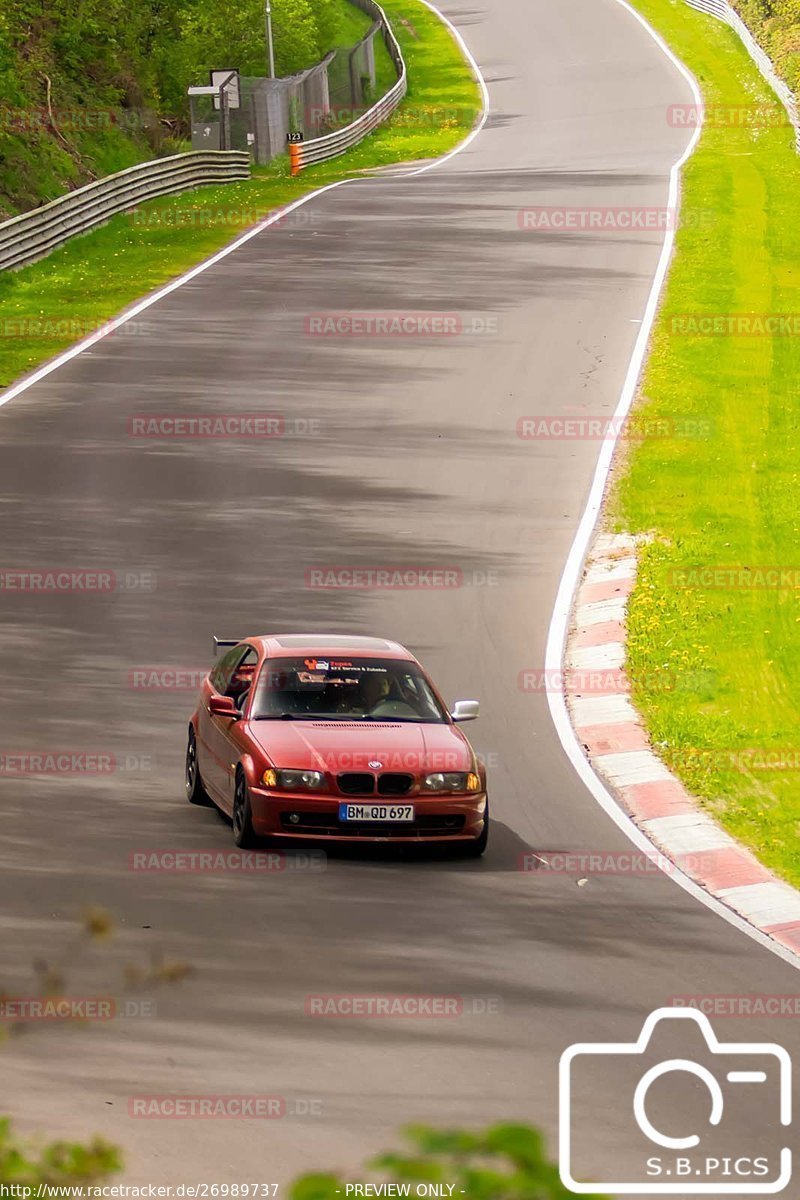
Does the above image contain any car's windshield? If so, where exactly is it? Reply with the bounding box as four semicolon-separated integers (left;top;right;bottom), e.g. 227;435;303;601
250;656;448;723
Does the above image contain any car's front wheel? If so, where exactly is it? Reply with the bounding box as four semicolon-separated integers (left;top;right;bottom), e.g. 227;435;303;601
185;727;212;806
460;801;489;858
232;769;259;848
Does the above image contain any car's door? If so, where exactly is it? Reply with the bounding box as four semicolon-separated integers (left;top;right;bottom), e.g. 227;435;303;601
198;644;250;803
214;647;259;809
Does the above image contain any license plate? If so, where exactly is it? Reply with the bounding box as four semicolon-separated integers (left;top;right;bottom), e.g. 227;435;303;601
338;803;415;823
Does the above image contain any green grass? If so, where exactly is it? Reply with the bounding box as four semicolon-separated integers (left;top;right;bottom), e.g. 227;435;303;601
0;125;159;221
332;0;379;46
329;0;395;88
0;0;480;388
612;0;800;885
324;1;397;114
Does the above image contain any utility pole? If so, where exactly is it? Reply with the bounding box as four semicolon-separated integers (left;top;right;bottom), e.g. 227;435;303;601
265;0;276;78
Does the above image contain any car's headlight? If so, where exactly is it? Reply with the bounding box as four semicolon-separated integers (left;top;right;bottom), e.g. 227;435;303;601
422;771;481;793
262;768;326;791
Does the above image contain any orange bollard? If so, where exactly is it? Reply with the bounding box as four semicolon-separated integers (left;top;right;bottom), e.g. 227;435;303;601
289;143;302;176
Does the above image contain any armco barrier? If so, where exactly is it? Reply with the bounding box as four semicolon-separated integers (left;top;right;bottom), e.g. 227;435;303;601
289;0;406;173
0;150;250;273
683;0;800;150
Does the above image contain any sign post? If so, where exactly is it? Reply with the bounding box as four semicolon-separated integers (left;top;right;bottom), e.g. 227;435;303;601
265;0;276;78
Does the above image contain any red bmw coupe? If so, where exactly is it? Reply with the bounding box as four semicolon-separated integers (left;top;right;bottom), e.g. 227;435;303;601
186;634;488;855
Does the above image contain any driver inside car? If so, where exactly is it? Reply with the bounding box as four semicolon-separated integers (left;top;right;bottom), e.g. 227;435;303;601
349;671;424;720
334;671;391;715
360;672;392;712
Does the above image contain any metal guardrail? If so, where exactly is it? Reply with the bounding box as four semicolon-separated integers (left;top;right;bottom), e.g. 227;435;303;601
0;150;250;273
684;0;800;150
289;0;406;173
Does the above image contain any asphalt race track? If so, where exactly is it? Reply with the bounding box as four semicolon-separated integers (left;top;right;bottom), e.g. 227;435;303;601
1;0;798;1194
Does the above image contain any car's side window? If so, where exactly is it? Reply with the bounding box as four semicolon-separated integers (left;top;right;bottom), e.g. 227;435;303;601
227;648;259;707
210;646;248;694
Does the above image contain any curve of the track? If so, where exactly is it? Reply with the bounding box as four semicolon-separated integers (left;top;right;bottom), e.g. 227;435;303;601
1;1;798;1194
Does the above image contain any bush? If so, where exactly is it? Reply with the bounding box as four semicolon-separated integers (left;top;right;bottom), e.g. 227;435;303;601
289;1125;610;1200
731;0;800;91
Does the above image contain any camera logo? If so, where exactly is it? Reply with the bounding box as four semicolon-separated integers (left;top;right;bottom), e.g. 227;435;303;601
560;1007;792;1194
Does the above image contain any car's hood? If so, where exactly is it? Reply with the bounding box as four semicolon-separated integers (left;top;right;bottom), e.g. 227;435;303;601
245;719;474;775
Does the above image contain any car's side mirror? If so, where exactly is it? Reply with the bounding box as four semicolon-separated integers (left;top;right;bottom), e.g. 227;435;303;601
451;699;479;723
209;694;239;718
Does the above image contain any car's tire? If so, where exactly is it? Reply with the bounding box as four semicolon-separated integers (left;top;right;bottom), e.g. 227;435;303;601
185;727;212;806
460;803;489;858
232;769;259;848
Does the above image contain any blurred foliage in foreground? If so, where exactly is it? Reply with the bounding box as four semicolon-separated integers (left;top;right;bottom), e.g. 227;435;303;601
0;1118;120;1186
1;908;192;1185
2;916;605;1193
290;1124;609;1200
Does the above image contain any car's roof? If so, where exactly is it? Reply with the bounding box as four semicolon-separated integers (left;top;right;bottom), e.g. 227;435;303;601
247;634;415;661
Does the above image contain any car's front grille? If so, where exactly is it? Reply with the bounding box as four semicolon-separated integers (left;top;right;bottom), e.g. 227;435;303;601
279;812;466;838
337;772;375;796
376;772;414;797
337;771;415;796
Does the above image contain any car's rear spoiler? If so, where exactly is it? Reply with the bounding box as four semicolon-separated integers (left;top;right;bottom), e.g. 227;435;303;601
213;637;244;657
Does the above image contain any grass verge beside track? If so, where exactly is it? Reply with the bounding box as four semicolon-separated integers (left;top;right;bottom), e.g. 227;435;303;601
612;0;800;886
0;0;480;388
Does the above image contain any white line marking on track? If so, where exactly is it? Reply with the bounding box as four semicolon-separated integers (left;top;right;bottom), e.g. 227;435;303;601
545;0;800;970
